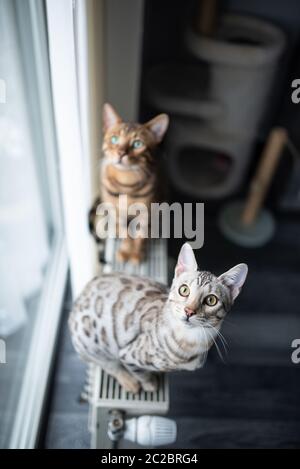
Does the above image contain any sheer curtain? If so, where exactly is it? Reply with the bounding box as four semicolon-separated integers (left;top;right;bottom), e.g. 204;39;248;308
0;0;49;336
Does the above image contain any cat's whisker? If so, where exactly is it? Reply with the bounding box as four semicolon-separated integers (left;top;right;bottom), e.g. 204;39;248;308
202;326;212;364
214;327;229;351
215;335;228;357
217;331;229;349
207;325;228;356
210;325;228;347
199;325;209;365
205;327;226;363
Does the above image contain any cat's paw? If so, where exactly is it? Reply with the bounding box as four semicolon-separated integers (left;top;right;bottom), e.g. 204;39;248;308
116;248;131;263
130;251;144;265
117;373;141;394
141;375;159;392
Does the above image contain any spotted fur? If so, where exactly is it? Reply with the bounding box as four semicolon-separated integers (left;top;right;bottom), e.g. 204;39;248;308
69;243;248;393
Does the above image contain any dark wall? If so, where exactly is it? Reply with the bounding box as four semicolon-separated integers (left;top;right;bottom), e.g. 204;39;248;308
225;0;300;42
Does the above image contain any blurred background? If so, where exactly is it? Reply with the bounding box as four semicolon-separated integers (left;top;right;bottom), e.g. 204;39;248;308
0;0;299;449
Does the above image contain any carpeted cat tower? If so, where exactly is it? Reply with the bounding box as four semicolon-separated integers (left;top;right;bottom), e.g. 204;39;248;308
145;8;285;198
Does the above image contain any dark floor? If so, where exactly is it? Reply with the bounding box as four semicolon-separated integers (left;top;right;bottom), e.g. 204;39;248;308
42;214;300;449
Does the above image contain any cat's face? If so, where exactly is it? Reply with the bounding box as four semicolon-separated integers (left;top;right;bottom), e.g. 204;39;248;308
102;103;169;170
168;243;248;330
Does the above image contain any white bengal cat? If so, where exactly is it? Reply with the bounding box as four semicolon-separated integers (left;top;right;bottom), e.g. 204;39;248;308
69;243;248;393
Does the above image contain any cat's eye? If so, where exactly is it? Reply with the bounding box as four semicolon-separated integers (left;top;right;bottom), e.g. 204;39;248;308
132;139;143;149
178;284;190;297
111;135;119;144
204;295;218;307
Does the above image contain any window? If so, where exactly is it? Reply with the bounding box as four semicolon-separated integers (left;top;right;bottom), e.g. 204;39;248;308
0;0;67;448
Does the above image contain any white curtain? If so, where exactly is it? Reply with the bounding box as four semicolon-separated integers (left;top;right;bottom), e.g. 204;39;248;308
0;0;49;336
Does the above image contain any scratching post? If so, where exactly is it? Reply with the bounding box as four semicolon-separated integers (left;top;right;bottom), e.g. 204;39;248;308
195;0;218;37
219;128;288;247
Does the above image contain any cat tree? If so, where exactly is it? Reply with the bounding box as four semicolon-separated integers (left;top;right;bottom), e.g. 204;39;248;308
219;128;288;246
146;13;285;198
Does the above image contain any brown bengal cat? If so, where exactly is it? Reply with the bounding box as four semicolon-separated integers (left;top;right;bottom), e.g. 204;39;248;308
89;103;169;264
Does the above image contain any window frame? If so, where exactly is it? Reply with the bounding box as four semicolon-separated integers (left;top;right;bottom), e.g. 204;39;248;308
46;0;96;298
8;0;68;449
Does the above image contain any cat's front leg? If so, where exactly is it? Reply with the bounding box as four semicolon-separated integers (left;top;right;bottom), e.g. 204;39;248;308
117;237;146;264
130;237;146;264
116;237;134;263
123;363;159;392
116;212;133;262
85;353;141;394
119;336;160;391
127;214;148;264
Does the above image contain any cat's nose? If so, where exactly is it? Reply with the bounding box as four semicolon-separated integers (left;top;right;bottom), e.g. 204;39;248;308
185;307;196;318
120;154;130;166
119;151;129;164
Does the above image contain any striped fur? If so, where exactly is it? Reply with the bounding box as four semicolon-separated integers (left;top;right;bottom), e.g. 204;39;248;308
90;103;169;263
69;244;248;393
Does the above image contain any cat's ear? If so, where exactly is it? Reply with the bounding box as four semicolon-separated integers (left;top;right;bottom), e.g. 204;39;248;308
145;113;169;144
175;243;198;277
218;264;248;301
103;103;122;132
